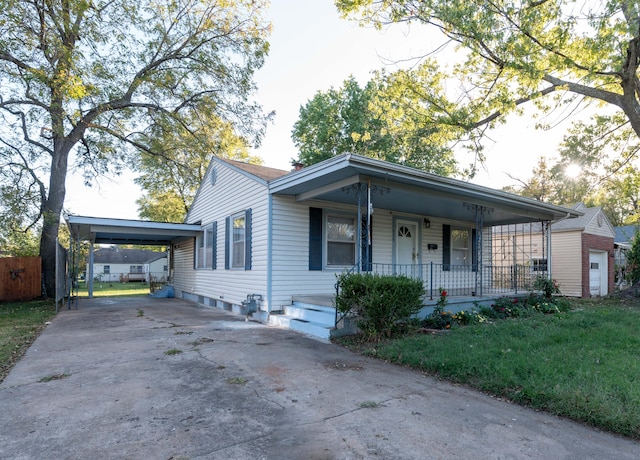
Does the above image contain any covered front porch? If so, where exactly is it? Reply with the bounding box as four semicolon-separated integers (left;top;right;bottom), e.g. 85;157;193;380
268;154;581;339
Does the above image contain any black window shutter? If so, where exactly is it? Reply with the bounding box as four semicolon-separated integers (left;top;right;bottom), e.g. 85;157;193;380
193;237;197;270
212;221;217;270
224;216;230;270
244;209;252;270
442;224;451;271
309;207;323;270
472;228;478;272
361;215;373;271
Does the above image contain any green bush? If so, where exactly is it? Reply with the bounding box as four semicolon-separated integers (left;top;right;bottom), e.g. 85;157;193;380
335;272;425;340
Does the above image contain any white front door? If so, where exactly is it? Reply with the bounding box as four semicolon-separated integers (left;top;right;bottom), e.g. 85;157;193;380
589;251;607;296
396;221;418;276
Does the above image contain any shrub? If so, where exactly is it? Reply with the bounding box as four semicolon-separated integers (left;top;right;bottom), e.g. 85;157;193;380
335;272;425;340
533;276;560;299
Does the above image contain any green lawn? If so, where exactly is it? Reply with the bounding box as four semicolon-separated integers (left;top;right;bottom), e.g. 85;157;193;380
0;300;57;382
337;296;640;439
75;280;150;297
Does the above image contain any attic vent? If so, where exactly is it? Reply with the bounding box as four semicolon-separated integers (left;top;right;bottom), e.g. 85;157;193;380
210;167;217;186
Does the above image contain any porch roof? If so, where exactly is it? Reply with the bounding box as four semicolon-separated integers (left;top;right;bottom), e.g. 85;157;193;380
269;154;581;226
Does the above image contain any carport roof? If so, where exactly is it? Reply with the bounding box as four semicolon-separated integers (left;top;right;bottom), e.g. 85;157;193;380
66;215;200;245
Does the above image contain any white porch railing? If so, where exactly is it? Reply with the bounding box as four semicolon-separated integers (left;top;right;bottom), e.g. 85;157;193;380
368;262;545;299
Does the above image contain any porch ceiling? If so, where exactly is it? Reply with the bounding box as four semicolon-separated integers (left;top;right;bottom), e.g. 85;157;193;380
66;215;201;245
269;154;581;226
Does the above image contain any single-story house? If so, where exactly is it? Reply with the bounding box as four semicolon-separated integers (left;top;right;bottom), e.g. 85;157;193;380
171;153;580;339
492;203;615;297
89;246;168;283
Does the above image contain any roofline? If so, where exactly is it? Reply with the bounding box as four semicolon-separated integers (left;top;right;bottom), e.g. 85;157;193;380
269;153;582;221
66;215;201;232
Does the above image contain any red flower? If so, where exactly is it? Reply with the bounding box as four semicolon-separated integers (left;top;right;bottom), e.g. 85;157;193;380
441;291;448;297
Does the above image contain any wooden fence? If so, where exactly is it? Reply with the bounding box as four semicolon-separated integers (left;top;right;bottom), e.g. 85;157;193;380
0;257;42;301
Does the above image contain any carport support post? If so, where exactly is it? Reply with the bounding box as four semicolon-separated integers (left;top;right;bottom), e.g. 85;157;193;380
88;242;94;299
546;221;552;280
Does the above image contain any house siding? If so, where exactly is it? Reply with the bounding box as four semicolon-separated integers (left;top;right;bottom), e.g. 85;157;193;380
269;198;489;305
173;161;269;309
551;231;582;297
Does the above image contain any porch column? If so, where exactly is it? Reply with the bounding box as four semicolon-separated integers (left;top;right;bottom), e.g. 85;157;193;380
88;242;94;299
475;206;484;296
546;220;552;279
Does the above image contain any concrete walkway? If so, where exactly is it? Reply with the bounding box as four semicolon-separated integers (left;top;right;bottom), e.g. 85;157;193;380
1;297;639;459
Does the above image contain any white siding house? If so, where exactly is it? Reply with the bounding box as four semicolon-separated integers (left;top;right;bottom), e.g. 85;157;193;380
171;154;580;339
89;247;168;283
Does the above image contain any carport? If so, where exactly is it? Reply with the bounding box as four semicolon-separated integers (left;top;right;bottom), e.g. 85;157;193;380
66;215;200;298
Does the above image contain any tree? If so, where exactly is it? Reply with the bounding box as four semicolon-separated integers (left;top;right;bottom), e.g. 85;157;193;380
0;0;270;296
336;1;640;163
292;74;458;176
134;107;263;223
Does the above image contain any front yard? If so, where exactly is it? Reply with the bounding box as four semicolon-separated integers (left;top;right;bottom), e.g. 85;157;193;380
337;296;640;438
4;294;640;439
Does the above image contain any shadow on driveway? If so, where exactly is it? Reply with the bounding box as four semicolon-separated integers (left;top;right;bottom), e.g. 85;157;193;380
1;297;639;459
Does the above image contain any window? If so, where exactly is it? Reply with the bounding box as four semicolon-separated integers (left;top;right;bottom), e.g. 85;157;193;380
103;265;110;274
327;214;356;266
196;232;206;269
451;228;470;266
225;210;251;270
196;223;216;269
232;213;245;268
532;258;548;272
130;265;143;273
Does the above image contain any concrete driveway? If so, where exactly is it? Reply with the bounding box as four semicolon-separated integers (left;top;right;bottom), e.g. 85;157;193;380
1;297;639;460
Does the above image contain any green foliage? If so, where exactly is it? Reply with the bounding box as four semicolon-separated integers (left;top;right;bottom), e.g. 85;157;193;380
0;0;271;295
134;108;262;222
337;1;640;210
533;276;561;299
292;75;458;176
335;272;425;340
626;231;640;284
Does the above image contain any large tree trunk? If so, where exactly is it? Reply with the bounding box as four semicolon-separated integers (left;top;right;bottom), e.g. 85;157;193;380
40;144;70;298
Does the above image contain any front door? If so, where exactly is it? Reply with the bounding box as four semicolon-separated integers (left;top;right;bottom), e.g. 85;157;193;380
589;251;607;296
396;220;418;276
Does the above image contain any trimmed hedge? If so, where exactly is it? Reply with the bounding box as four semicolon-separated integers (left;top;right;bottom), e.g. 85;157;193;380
336;272;424;339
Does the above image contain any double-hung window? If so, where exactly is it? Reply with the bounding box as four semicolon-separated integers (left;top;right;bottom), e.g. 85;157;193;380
196;223;216;269
326;214;356;266
231;213;245;268
451;228;470;266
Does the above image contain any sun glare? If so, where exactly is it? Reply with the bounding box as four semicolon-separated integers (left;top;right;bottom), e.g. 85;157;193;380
565;163;581;178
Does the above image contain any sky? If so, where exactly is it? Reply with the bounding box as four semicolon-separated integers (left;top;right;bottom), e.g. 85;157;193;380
64;0;570;221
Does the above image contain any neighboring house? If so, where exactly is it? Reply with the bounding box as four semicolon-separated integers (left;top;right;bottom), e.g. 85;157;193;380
492;203;615;297
614;224;639;289
89;247;168;283
171;153;580;339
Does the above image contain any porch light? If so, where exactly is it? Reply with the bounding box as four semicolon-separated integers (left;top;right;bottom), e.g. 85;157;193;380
423;218;431;229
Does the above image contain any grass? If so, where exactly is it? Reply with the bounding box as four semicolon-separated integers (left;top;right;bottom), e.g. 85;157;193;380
337;297;640;439
76;280;150;297
0;299;57;383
